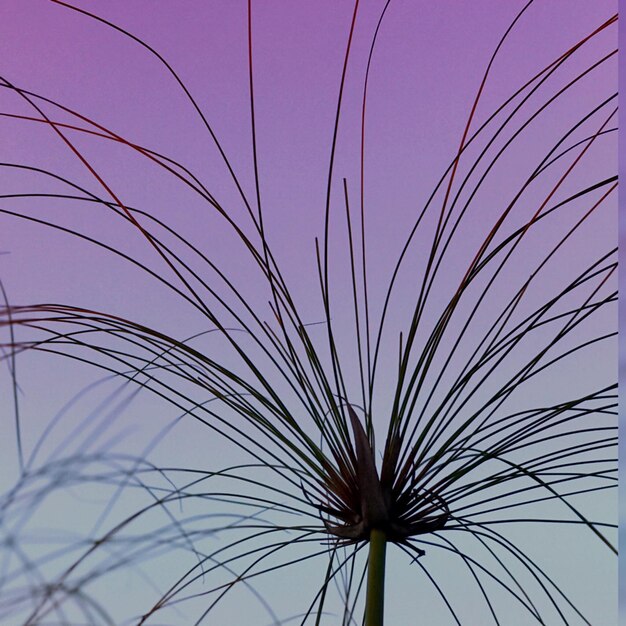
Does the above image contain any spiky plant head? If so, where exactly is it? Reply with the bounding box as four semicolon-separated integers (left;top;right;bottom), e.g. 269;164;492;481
0;1;617;624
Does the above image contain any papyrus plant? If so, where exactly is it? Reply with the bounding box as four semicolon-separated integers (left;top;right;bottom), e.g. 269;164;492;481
0;1;617;624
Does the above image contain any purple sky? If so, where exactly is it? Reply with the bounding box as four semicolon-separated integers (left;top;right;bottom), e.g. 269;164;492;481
0;1;617;624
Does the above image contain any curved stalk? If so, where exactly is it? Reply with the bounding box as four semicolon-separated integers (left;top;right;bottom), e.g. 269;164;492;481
365;529;387;625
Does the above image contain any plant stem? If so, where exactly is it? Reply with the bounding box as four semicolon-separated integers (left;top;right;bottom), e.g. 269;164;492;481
365;528;387;626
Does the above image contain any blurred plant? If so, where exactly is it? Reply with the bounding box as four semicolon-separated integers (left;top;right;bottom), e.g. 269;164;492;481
0;1;617;624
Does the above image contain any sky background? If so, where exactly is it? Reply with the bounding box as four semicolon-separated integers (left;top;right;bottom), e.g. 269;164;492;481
0;1;618;624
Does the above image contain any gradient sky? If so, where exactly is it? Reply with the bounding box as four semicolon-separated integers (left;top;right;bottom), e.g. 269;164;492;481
0;1;618;624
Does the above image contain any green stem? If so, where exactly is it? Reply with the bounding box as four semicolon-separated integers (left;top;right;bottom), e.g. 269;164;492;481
365;528;387;626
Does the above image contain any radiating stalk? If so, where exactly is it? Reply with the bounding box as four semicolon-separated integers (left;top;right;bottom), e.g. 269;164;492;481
365;528;387;626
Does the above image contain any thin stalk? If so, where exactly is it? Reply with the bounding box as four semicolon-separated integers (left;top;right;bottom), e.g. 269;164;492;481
365;529;387;626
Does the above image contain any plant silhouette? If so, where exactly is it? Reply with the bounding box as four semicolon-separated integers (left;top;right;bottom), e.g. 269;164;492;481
0;1;617;624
